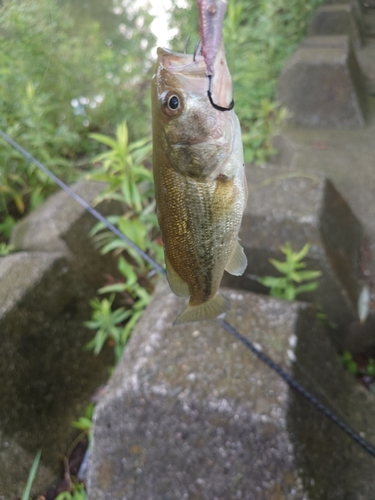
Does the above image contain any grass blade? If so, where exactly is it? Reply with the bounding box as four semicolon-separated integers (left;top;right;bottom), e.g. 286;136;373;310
22;449;42;500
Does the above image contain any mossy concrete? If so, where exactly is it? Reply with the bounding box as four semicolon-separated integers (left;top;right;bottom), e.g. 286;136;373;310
0;251;113;497
223;164;364;345
10;180;121;288
309;5;363;48
87;281;375;499
276;35;367;128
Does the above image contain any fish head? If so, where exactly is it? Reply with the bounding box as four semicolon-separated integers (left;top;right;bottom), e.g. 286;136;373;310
152;43;238;180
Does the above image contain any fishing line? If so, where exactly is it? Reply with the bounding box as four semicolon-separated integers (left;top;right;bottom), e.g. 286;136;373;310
1;128;375;460
0;129;166;277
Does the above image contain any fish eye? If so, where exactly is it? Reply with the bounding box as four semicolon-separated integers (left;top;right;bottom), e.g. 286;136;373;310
169;95;179;110
162;91;183;117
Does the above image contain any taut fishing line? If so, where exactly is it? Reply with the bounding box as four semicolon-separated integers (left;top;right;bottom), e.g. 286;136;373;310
1;128;375;460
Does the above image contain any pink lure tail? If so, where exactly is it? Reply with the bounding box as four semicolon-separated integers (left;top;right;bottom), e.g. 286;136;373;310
197;0;228;75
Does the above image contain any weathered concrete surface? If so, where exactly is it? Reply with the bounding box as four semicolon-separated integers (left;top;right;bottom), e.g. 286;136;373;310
309;5;363;48
0;252;113;497
223;164;363;344
276;35;367;128
272;114;375;245
87;281;375;499
10;180;121;288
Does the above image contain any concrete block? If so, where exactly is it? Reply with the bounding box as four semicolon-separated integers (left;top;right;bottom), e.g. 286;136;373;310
276;35;367;128
310;4;363;47
0;252;113;496
223;165;363;347
10;180;122;288
87;281;375;499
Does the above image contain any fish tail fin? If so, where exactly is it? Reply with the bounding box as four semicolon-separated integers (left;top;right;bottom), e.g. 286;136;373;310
173;293;230;325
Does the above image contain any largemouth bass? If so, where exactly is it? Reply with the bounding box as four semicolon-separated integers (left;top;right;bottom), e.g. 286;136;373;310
151;42;247;324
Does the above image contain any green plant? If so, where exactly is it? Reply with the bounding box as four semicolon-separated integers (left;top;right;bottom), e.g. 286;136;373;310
366;358;375;377
71;403;95;436
341;351;359;376
84;123;162;362
21;449;42;500
85;258;152;362
0;242;15;256
87;121;163;269
88;121;153;210
257;242;322;300
55;482;86;500
0;0;155;236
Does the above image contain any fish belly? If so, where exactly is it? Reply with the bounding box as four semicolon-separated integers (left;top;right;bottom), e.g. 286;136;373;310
155;162;245;321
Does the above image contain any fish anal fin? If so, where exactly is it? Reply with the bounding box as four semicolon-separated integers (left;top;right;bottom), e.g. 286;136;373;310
173;293;230;325
166;257;190;297
225;241;247;276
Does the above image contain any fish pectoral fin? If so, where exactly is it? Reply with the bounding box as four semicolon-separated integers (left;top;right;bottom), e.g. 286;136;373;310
225;241;247;276
173;293;230;325
166;257;190;297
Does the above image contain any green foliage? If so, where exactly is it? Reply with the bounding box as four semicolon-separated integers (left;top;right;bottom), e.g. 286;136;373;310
169;0;323;163
366;358;375;377
341;351;359;376
85;287;150;362
258;243;322;300
87;122;153;212
87;121;163;269
55;482;86;500
71;403;95;435
85;123;161;362
0;0;155;232
0;242;15;256
21;449;42;500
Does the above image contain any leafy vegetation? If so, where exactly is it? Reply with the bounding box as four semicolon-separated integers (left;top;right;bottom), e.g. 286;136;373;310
341;351;375;393
84;123;162;362
55;483;87;500
0;0;155;234
258;243;322;300
169;0;323;163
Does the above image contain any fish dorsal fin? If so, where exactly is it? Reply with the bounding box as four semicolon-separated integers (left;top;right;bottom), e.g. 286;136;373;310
166;257;190;297
173;292;230;325
225;241;247;276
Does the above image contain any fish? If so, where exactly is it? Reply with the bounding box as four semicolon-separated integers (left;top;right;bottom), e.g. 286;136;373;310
197;0;228;75
151;40;247;325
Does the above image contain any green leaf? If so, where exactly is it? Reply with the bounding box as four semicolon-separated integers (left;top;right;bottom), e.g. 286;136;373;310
257;276;285;288
292;243;311;262
118;256;138;286
292;270;322;282
89;133;118;150
71;416;92;431
22;450;42;500
268;258;289;275
294;282;319;295
98;283;128;294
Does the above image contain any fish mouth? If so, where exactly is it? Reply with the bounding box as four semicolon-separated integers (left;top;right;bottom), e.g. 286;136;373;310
157;43;233;109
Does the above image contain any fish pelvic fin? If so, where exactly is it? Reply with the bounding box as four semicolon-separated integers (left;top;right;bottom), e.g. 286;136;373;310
173;293;230;325
166;257;190;297
225;241;247;276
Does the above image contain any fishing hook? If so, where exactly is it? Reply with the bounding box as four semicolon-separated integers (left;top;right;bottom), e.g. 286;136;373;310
193;39;202;61
207;74;234;112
